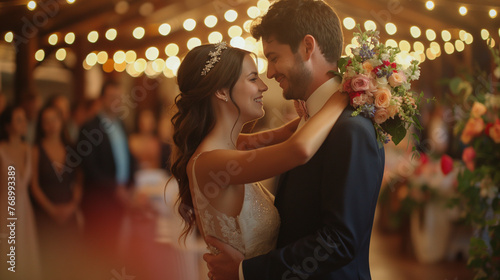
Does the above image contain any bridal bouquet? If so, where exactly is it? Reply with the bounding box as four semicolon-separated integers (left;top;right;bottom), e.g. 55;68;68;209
334;25;423;146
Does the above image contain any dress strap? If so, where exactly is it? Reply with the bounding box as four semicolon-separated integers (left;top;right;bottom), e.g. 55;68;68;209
191;152;204;190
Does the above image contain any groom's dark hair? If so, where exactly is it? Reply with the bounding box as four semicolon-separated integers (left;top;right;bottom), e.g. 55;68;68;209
251;0;343;64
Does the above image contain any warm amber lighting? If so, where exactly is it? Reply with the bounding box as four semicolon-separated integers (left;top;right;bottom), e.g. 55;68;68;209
481;29;490;40
134;58;147;72
441;30;451;42
4;32;13;43
257;0;270;12
125;50;137;63
67;0;75;3
426;48;436;60
444;42;455;54
228;26;243;38
88;31;99;43
490;9;497;19
97;51;108;64
455;40;465;52
187;37;201;50
145;47;159;60
208;32;223;44
247;6;260;19
114;62;127;72
257;58;267;74
426;29;436;41
165;43;179;56
459;6;467;16
465;33;473;44
159;23;171;36
413;41;425;53
48;33;58;45
205;15;218;28
425;1;434;10
166;56;181;71
343;17;355;30
364;20;376;31
243;20;253;33
459;30;467;41
27;1;36;11
224;10;238;22
183;19;196;31
399;40;411;52
133;27;145;39
385;23;397;35
64;32;75;44
152;59;165;72
410;26;421;38
35;49;45;61
113;51;126;64
385;39;398;48
230;37;245;49
55;48;67;61
105;29;117;41
103;59;114;73
430;42;440;55
86;53;98;66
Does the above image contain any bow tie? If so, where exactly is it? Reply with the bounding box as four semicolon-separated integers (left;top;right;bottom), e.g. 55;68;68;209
295;99;310;121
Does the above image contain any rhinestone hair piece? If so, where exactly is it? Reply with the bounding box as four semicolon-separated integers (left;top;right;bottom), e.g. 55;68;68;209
201;42;228;76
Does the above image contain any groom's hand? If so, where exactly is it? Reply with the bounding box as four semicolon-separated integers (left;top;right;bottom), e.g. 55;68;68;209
204;235;244;280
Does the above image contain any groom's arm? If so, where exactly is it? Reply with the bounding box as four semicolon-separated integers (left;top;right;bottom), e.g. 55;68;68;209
241;116;384;280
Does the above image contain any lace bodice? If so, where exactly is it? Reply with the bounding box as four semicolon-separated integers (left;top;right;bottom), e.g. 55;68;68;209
191;154;280;259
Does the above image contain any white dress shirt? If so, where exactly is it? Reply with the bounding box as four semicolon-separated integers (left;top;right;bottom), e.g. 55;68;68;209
238;76;341;280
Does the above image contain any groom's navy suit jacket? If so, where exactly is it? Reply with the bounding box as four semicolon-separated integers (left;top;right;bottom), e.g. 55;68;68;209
243;105;385;280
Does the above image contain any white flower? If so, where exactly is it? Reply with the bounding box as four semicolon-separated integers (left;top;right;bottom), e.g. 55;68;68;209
381;53;390;61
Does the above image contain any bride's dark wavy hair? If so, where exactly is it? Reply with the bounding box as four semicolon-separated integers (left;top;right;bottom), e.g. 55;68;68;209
170;44;251;240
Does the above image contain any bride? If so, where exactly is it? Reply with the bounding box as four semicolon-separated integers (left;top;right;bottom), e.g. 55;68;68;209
170;42;347;260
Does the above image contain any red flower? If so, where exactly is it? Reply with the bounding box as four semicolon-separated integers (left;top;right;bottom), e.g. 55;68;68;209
420;153;429;165
343;79;353;92
440;155;453;175
462;147;476;171
349;91;362;106
485;122;493;136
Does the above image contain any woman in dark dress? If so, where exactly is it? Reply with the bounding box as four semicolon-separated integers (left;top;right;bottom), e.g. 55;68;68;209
30;104;83;279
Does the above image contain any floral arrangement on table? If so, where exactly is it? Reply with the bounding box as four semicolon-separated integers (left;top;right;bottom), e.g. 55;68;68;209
446;38;500;280
334;25;424;147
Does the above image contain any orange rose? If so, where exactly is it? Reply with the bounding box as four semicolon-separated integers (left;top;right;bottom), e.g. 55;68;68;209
386;104;398;118
488;120;500;143
471;102;487;118
374;88;392;108
362;61;374;74
374;108;389;124
462;146;476;171
460;117;485;144
388;72;406;87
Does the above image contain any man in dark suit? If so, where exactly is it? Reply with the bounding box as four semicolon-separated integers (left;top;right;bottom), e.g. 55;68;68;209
78;80;135;256
205;0;385;279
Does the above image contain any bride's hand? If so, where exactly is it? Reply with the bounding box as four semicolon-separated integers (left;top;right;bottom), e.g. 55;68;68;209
204;235;244;280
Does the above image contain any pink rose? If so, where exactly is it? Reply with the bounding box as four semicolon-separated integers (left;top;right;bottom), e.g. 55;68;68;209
440;155;453;175
365;79;378;96
471;102;487;118
388;72;406;87
352;94;368;107
374;88;392;108
374;108;389;124
488;119;500;143
351;75;371;92
462;146;476;171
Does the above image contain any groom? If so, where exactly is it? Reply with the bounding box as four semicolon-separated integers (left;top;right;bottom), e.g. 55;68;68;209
205;0;385;279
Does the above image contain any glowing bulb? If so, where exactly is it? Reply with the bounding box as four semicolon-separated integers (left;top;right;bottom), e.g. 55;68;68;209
364;20;376;31
455;40;465;52
114;62;126;73
257;0;270;12
67;0;75;3
208;32;223;44
187;37;201;50
459;6;467;16
183;19;196;31
444;42;454;54
105;29;117;41
88;31;99;43
113;51;126;64
399;40;411;52
27;1;36;11
133;27;145;39
165;43;179;57
385;39;398;48
225;10;238;22
425;1;434;10
55;48;67;61
230;37;245;49
441;30;451;42
465;33;473;44
413;41;424;53
97;51;108;64
35;49;45;62
228;26;243;38
159;23;171;36
385;23;397;35
64;32;75;44
410;26;421;38
86;53;98;66
4;32;13;43
134;58;147;73
145;46;159;60
343;17;356;30
490;9;497;19
430;42;440;55
125;50;137;63
166;56;181;71
48;33;58;45
459;30;467;41
481;29;490;40
426;48;436;60
152;59;165;72
205;15;218;28
247;6;260;19
426;29;436;41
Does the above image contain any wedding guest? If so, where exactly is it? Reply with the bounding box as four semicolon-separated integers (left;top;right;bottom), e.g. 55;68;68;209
48;94;79;144
0;106;42;280
129;109;162;170
78;80;136;258
20;92;42;144
30;104;83;280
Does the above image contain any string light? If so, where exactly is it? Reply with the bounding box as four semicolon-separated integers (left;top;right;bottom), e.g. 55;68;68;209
35;49;45;61
183;19;196;31
134;58;147;73
187;37;201;50
364;20;377;31
125;51;137;63
67;0;76;3
145;47;159;60
413;41;425;53
55;48;67;61
97;51;108;64
490;9;497;19
426;29;436;41
230;36;245;49
48;34;58;45
247;6;260;19
399;40;411;52
105;29;117;41
343;17;356;30
481;29;490;40
444;42;455;54
27;1;36;11
425;1;434;10
65;32;75;44
385;39;397;48
243;20;253;33
385;23;397;35
208;32;223;44
133;27;145;39
224;10;238;22
86;53;98;66
441;30;451;42
113;51;126;64
205;15;218;28
159;23;171;36
165;43;179;57
228;26;243;38
4;32;13;43
88;31;99;43
455;40;465;52
459;6;467;16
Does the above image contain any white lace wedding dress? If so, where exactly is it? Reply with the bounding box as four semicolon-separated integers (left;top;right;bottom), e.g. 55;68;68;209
191;154;280;259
